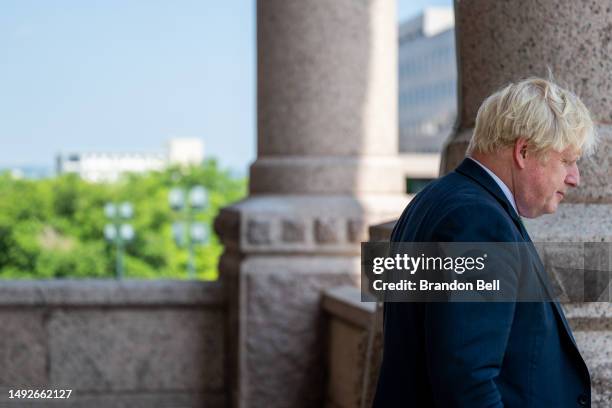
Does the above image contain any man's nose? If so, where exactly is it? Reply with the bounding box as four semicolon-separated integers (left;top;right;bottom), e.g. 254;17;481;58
565;163;580;187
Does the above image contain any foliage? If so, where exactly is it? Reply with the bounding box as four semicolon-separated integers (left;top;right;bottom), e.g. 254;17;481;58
0;159;246;280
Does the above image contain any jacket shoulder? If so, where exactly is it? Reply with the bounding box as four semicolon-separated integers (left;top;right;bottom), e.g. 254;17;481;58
393;171;521;242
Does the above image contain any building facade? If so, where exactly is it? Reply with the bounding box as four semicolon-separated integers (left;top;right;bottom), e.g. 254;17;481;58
56;138;205;182
398;7;456;153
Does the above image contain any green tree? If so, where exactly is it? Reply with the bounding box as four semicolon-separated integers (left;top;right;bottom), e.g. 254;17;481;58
0;159;246;280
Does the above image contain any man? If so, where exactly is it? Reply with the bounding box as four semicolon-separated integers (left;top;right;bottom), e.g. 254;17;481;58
372;78;598;407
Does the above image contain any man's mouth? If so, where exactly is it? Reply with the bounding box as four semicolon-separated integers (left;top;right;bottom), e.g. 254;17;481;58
556;191;565;198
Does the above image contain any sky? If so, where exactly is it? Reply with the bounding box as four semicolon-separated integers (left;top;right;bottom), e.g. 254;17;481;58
0;0;452;174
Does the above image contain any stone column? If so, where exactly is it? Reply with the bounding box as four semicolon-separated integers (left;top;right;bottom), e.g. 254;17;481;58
440;1;612;404
214;1;408;407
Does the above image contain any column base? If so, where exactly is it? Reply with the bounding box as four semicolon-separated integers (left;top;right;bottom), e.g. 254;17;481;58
214;194;408;408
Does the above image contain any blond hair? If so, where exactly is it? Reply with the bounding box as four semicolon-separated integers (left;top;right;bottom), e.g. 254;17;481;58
467;78;597;158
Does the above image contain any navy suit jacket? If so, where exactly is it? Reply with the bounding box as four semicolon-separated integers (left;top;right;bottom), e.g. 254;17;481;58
372;158;591;407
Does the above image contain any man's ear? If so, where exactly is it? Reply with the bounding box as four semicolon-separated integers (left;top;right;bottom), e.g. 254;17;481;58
513;138;529;169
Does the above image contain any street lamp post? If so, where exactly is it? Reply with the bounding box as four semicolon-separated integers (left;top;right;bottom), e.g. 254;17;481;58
169;185;209;279
104;202;135;279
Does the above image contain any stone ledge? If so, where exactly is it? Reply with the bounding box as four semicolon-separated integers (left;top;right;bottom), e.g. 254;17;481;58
0;280;225;307
565;303;612;331
565;303;612;319
368;220;396;242
215;195;409;254
322;286;375;329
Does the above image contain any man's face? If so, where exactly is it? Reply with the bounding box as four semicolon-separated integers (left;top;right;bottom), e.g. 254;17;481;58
515;146;581;218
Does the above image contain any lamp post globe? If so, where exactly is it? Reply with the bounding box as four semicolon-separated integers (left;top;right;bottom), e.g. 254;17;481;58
104;203;116;218
120;224;135;241
189;186;208;210
172;222;185;246
169;188;185;211
119;202;133;219
190;222;208;244
104;224;117;241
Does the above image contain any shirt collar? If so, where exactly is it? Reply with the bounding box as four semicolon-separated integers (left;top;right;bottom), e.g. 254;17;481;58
467;157;519;215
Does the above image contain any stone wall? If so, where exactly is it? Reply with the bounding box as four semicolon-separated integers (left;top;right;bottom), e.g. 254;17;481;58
322;286;381;408
0;280;226;408
435;1;612;404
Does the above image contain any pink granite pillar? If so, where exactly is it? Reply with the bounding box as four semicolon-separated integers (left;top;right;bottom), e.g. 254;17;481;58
214;1;408;407
441;2;612;404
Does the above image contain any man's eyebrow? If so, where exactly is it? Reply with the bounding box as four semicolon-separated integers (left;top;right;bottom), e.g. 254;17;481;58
567;155;580;163
561;154;579;163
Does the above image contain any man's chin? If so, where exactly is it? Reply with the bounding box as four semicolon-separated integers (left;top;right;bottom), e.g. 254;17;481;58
543;204;559;216
519;206;557;218
518;208;537;218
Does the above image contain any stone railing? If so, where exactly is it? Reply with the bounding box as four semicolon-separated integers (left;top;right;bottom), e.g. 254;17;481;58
321;222;396;408
322;286;381;408
0;280;226;408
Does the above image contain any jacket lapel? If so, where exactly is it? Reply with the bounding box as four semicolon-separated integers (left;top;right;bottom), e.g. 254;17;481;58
455;158;528;240
454;158;581;350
